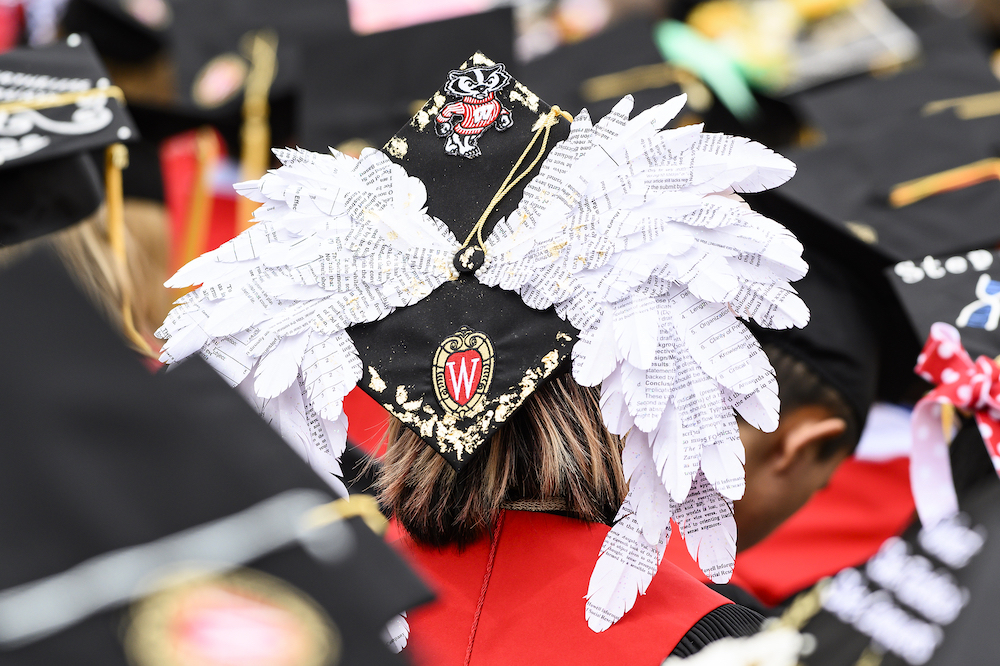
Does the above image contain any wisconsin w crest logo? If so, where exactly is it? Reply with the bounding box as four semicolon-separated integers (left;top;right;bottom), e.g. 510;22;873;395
432;327;495;417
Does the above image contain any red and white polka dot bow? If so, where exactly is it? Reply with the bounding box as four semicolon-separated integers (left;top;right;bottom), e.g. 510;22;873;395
910;323;1000;527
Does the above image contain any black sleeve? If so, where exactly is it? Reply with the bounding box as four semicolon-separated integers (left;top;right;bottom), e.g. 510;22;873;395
668;603;765;658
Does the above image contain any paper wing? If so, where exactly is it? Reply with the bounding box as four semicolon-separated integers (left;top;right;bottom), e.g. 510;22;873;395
480;94;806;629
156;147;458;493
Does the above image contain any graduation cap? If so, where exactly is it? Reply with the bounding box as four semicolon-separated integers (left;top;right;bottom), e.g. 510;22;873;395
158;45;813;630
0;36;137;246
61;0;173;64
167;0;350;115
298;8;515;154
751;249;880;433
888;247;1000;362
791;421;1000;666
519;17;698;124
0;248;431;665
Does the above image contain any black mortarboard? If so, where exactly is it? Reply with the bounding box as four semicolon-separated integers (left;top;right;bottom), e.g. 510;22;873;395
887;247;1000;361
0;249;431;664
519;17;690;123
346;52;575;469
796;421;1000;666
167;0;350;115
298;8;514;153
61;0;172;63
0;36;138;247
751;249;880;432
770;9;1000;266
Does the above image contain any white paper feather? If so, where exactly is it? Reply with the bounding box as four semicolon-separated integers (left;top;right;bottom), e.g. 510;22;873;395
157;147;459;493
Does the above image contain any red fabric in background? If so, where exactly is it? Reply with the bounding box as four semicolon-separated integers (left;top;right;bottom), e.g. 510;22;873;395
397;511;729;666
159;128;237;273
663;456;915;606
343;388;389;456
0;4;22;53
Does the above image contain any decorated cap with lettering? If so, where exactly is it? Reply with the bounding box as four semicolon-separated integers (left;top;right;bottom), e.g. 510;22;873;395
158;51;808;629
888;248;1000;362
0;35;138;246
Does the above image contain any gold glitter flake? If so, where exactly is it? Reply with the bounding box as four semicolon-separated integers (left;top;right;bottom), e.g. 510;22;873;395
368;367;387;393
509;82;539;112
411;92;447;131
471;53;497;67
385;331;575;461
384;136;408;158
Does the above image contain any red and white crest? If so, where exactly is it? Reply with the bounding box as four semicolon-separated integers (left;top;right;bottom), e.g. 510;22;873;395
432;327;495;417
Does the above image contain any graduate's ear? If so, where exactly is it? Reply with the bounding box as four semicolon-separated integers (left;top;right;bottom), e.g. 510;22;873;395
772;408;848;475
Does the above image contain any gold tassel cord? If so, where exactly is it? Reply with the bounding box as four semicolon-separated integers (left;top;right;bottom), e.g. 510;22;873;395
888;158;1000;208
236;30;278;235
302;494;388;536
461;106;574;252
0;86;126;114
105;143;154;357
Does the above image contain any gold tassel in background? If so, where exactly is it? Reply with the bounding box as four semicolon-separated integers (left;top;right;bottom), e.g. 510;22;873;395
237;30;278;234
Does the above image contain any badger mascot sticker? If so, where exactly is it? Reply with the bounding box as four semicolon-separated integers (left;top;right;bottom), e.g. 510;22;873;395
435;63;513;159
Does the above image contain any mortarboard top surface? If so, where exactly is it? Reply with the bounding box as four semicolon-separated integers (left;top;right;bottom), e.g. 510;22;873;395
298;8;514;153
0;249;431;665
797;422;1000;666
751;249;880;432
167;0;350;115
346;51;576;469
0;36;138;246
61;0;172;64
887;247;1000;361
518;17;686;123
791;10;995;143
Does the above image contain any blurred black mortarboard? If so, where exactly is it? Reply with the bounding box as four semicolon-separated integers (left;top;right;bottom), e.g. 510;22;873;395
0;248;431;665
751;249;880;432
519;17;693;123
797;421;1000;666
773;109;1000;266
298;8;514;154
167;0;350;116
887;247;1000;361
61;0;172;63
0;36;138;246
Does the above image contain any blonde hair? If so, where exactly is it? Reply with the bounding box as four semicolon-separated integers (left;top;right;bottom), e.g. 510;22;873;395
378;374;627;547
0;201;169;356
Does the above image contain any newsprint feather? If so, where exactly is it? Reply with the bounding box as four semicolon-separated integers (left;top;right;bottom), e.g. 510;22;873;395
157;93;806;631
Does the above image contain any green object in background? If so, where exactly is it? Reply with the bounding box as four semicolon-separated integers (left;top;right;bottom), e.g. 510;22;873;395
653;20;759;122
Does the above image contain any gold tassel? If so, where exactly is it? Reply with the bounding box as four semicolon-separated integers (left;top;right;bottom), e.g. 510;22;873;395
178;126;221;271
105;143;154;356
236;30;278;234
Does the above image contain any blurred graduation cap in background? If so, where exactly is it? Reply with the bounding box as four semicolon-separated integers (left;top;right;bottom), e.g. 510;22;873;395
0;248;432;665
297;8;514;155
518;17;701;124
61;0;173;64
767;10;1000;267
0;35;152;351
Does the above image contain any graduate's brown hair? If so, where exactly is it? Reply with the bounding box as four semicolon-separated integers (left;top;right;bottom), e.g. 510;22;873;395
378;373;627;547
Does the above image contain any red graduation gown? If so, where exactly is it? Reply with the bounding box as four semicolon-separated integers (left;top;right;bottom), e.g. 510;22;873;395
395;511;730;665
